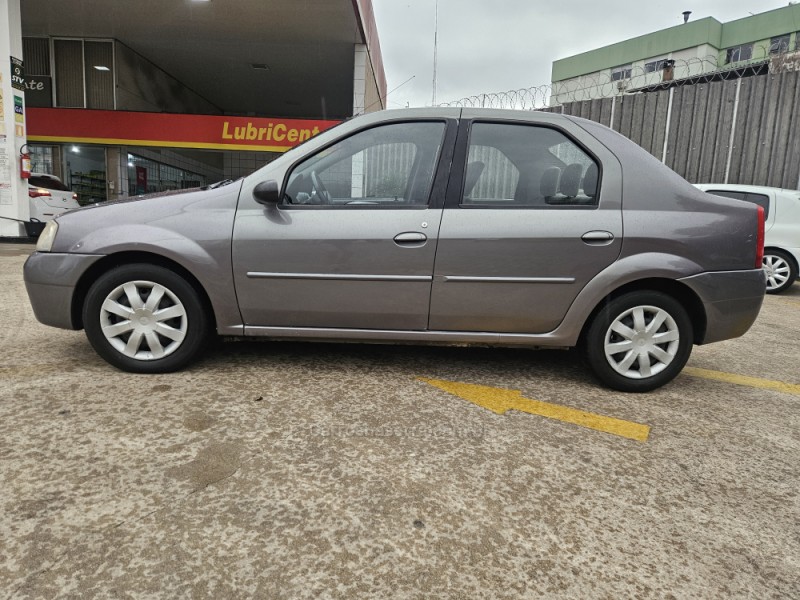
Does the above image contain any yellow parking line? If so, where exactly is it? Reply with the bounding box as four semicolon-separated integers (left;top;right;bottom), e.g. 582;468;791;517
682;367;800;396
419;377;650;442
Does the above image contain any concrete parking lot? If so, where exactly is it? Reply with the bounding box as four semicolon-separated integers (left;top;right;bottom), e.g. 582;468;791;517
1;242;798;599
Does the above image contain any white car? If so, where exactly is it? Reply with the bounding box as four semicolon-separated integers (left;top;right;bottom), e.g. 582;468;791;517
695;184;800;293
28;173;80;223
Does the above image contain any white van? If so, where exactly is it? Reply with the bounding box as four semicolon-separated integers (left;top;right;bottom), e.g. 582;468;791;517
695;184;800;293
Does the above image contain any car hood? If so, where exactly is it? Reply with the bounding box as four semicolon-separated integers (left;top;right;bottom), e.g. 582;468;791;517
50;180;244;254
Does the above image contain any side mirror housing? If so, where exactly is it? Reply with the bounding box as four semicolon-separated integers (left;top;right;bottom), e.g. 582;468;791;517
253;180;281;205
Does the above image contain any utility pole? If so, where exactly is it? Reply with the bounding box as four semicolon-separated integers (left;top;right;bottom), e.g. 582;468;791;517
432;0;439;106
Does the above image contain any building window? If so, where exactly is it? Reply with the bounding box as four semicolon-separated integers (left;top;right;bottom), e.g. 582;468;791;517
611;64;632;81
66;145;107;205
644;59;670;73
52;38;115;109
769;35;790;54
725;43;753;64
127;154;207;196
28;145;64;183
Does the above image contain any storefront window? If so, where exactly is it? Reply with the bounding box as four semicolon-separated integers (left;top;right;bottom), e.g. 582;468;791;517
127;154;207;195
29;146;56;175
66;145;107;205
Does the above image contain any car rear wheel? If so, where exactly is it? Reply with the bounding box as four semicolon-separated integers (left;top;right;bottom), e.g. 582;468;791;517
83;264;209;373
584;291;693;393
763;250;797;294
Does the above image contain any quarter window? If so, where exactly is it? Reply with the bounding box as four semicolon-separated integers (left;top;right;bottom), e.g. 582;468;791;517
462;123;599;207
284;122;445;206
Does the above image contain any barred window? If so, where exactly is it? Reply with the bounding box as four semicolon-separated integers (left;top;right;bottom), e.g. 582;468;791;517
725;44;753;64
611;64;632;81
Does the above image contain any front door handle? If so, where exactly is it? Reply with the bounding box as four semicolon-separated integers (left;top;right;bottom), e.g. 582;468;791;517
581;230;614;246
393;232;427;247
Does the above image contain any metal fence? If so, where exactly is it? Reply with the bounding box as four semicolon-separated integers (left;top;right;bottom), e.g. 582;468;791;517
439;45;800;188
541;71;800;188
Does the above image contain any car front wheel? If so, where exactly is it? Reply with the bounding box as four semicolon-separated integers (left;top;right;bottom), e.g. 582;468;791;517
584;291;694;393
763;250;797;294
82;264;209;373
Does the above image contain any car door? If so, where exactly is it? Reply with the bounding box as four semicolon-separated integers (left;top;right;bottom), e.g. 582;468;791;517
232;117;457;331
429;115;623;334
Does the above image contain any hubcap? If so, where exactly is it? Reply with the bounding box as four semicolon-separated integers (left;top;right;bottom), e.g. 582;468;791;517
762;255;791;291
99;280;188;360
604;305;680;379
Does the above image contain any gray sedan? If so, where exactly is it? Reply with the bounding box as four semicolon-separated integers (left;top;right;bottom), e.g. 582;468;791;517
24;108;766;392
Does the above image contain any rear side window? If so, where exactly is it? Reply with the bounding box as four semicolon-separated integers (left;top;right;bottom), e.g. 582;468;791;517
29;175;70;191
462;122;599;207
707;189;770;218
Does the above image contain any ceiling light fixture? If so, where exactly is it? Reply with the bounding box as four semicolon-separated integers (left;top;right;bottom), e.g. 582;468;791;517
93;65;110;71
251;63;270;71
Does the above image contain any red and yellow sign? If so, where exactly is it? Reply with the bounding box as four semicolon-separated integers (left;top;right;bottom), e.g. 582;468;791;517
26;108;340;152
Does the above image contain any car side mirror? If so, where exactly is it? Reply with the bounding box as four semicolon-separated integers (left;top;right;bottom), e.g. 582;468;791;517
253;180;281;205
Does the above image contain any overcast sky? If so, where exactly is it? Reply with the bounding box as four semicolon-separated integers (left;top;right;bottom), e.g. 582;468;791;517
371;0;792;108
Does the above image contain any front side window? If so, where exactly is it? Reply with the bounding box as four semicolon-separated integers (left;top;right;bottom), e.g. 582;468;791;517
284;122;445;206
462;123;599;207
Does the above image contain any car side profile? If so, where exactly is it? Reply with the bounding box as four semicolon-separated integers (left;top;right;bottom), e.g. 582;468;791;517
694;183;800;294
24;108;766;392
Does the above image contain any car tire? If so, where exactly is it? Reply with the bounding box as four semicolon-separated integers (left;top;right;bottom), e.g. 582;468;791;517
584;291;693;393
763;249;797;294
82;264;209;373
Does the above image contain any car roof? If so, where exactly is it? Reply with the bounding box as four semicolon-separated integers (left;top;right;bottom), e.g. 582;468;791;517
30;172;63;181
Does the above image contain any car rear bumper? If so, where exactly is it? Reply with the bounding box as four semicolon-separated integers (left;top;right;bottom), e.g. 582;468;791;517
679;268;766;344
24;252;103;330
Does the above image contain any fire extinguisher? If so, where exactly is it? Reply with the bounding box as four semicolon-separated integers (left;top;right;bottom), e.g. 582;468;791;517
20;145;31;179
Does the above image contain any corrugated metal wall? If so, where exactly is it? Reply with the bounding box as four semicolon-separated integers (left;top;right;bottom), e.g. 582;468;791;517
547;71;800;189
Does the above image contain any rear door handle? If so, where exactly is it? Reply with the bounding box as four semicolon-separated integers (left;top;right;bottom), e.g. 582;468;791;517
393;232;427;247
581;230;614;245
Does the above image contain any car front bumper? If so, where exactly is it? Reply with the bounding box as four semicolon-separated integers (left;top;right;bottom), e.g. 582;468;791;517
679;268;766;344
24;252;104;330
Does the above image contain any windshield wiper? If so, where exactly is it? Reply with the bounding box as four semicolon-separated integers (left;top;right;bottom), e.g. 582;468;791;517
203;179;236;190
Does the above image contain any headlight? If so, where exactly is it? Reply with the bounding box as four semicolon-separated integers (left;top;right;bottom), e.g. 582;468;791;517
36;220;59;252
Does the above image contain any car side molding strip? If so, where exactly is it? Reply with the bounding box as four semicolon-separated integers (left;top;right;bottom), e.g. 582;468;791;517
246;272;433;282
441;275;576;284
